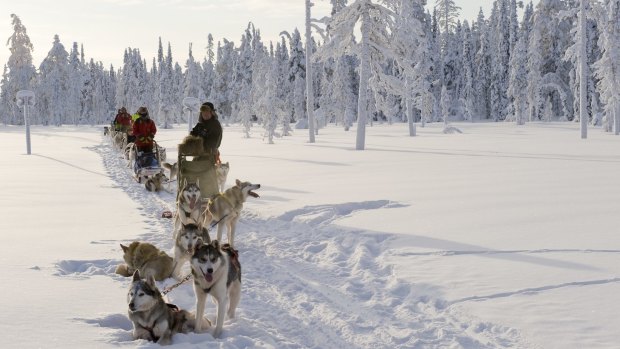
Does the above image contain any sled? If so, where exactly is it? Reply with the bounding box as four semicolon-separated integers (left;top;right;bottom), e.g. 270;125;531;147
176;136;219;200
133;141;166;183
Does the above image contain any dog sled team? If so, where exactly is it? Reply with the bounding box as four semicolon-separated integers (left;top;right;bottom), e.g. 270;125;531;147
108;102;261;344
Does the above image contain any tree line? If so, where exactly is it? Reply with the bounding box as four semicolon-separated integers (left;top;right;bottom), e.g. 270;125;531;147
1;0;619;140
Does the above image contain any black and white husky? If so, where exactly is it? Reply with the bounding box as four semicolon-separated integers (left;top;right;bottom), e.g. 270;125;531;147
126;270;209;345
191;239;241;338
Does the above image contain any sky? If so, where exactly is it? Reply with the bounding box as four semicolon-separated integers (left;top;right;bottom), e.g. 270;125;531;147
0;0;521;70
1;120;618;348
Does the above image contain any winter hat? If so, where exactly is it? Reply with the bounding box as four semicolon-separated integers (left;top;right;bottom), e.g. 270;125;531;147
200;102;215;112
137;106;149;116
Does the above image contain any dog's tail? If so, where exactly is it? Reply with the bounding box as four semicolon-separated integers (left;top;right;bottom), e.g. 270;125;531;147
162;162;173;170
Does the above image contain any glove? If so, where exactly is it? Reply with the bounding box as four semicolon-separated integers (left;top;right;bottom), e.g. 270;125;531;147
199;129;209;138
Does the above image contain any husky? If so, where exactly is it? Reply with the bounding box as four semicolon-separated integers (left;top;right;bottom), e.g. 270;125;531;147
127;270;210;345
172;223;211;280
203;179;260;248
113;131;127;151
103;126;109;136
215;162;230;193
116;241;174;281
145;172;168;192
175;179;203;230
191;239;241;338
126;143;137;169
162;162;178;192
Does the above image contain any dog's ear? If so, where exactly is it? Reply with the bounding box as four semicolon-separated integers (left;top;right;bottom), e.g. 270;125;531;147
132;269;141;281
195;238;205;250
146;275;156;287
196;178;200;187
212;239;220;250
121;244;129;253
235;179;241;186
201;228;211;243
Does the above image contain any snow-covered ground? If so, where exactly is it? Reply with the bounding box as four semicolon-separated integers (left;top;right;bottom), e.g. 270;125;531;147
0;121;618;348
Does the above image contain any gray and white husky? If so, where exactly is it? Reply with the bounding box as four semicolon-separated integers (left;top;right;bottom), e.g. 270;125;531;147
215;162;230;193
172;223;211;280
191;239;241;338
174;179;203;230
127;270;209;345
203;179;260;248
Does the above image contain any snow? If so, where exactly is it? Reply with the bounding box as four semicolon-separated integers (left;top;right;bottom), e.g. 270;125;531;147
0;121;619;348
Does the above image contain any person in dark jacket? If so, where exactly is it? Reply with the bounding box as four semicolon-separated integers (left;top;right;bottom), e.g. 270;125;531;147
190;102;222;162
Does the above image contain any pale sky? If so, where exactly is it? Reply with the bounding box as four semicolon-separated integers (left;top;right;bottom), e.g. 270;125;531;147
0;1;519;70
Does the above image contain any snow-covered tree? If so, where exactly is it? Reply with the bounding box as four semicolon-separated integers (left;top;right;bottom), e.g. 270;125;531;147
593;0;620;135
37;35;69;126
2;14;37;125
508;35;529;125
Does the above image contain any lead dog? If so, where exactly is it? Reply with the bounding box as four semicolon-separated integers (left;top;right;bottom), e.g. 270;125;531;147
171;223;211;280
203;179;260;248
191;239;241;338
127;270;210;345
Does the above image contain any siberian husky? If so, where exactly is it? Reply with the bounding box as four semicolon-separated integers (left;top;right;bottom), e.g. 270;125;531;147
191;239;241;338
175;179;203;229
145;172;168;192
162;162;178;184
127;270;210;345
203;179;260;248
171;223;211;280
215;162;230;192
126;142;136;167
116;241;174;281
103;126;109;136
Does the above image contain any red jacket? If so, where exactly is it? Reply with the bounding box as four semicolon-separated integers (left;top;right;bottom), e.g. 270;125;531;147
132;116;157;147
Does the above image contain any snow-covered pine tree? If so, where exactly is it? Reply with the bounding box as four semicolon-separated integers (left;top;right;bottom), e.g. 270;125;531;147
508;34;529;125
157;43;176;129
37;34;69;126
210;39;236;121
593;0;620;135
317;0;400;150
232;23;256;136
184;43;205;121
67;43;85;124
2;14;37;125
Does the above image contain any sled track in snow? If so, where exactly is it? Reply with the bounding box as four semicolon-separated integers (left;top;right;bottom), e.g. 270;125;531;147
62;139;531;348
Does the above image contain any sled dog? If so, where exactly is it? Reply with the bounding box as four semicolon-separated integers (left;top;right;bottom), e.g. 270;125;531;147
116;241;174;281
175;179;203;229
103;126;109;136
191;239;241;338
203;179;260;248
127;270;210;345
113;131;127;151
162;162;178;184
172;223;211;279
145;172;168;192
126;143;137;168
215;162;230;193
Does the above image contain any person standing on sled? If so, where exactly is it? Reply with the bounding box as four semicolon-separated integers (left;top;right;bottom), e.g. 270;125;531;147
132;107;157;152
190;102;222;163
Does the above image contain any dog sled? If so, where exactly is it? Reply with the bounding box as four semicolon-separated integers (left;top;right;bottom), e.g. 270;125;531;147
132;141;166;183
176;136;219;199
